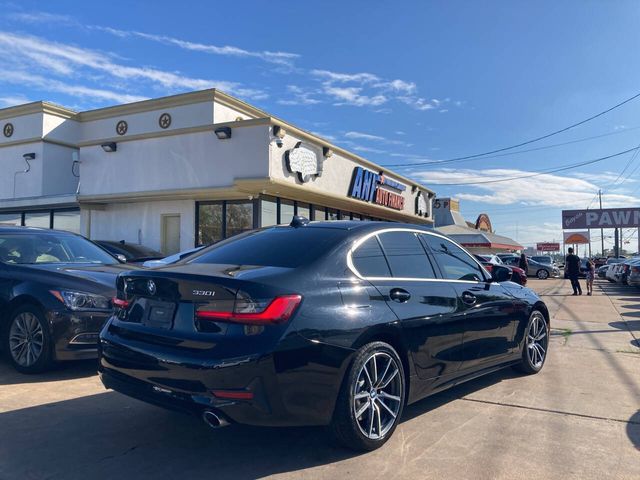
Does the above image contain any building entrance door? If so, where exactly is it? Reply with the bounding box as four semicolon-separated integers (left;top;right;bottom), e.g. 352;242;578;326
161;214;181;255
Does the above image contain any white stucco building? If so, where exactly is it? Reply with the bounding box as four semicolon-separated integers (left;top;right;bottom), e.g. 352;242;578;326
0;89;435;254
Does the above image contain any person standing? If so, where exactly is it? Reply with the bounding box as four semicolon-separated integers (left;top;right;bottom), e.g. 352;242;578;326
565;247;582;296
585;258;595;296
519;253;528;272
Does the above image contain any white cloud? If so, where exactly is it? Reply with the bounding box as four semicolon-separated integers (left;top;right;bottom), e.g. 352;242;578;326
310;69;380;84
0;70;147;103
0;95;31;107
413;167;640;209
344;131;411;146
277;85;321;106
324;86;387;107
0;31;267;103
94;27;299;67
350;145;387;154
7;11;76;25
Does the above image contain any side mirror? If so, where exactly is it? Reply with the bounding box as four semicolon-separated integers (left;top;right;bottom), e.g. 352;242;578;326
115;254;127;263
491;265;511;283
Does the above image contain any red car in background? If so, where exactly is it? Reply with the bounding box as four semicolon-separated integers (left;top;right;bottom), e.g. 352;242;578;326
474;254;527;286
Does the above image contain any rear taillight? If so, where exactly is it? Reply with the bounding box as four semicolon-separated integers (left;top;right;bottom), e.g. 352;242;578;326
112;297;129;309
196;294;302;325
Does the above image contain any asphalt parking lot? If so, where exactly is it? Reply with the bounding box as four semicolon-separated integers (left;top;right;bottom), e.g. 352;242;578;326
0;278;638;480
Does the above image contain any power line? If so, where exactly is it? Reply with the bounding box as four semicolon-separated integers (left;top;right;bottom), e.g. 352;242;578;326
384;125;640;168
428;146;639;186
384;91;640;167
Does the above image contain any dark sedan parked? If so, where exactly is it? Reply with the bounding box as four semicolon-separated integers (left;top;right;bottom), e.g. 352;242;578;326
0;226;137;373
95;240;164;264
99;220;550;451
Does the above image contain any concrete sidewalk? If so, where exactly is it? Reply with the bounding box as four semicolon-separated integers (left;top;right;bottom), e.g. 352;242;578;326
0;278;638;480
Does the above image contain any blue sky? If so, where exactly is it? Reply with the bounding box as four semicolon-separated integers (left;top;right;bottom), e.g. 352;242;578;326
2;1;640;251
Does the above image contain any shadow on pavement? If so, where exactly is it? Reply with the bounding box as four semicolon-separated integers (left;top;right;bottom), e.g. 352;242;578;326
608;320;640;332
0;365;521;479
0;359;98;386
629;410;640;451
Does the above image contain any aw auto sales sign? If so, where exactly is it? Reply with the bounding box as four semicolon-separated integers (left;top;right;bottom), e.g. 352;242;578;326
562;208;640;229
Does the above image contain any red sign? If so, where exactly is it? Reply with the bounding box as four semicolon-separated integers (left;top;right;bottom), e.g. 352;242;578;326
536;242;560;252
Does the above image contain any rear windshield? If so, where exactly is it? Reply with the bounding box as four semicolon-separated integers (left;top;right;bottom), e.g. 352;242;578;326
189;227;348;268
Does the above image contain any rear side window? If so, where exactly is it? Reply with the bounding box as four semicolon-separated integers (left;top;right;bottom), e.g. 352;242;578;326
351;236;391;277
421;234;485;282
377;231;436;278
189;227;347;268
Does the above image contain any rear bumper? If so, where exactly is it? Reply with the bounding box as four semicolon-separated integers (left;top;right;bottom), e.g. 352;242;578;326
98;321;354;427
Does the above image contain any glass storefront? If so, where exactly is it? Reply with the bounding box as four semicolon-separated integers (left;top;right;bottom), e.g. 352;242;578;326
0;208;81;233
279;199;294;225
226;202;254;237
53;210;81;234
197;196;394;246
0;213;21;226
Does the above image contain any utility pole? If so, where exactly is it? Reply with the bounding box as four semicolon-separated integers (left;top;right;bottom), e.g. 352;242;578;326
614;228;619;258
599;189;604;256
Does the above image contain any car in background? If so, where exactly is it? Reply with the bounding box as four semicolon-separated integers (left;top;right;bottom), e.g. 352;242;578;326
626;261;640;288
95;240;163;264
473;254;527;285
497;253;519;263
142;246;205;268
503;256;560;279
606;257;626;265
597;265;609;279
531;255;554;265
100;221;550;451
615;258;640;285
606;262;623;282
0;226;138;373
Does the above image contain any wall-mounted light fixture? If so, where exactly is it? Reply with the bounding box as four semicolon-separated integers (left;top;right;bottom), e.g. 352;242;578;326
322;147;334;159
214;126;232;140
23;152;36;161
273;125;286;139
101;142;117;152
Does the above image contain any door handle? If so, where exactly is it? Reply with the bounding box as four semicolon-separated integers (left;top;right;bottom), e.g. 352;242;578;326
461;291;477;305
389;288;411;303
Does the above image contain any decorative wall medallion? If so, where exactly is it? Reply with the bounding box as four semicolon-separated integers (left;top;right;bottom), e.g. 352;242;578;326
158;113;171;129
415;191;428;217
285;142;324;183
3;122;14;138
116;120;128;136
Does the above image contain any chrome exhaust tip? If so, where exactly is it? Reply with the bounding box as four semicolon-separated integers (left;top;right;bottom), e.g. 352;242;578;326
202;410;230;429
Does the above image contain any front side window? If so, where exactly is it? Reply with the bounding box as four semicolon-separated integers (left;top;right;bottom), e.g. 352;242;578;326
377;231;436;278
0;233;117;265
421;234;485;282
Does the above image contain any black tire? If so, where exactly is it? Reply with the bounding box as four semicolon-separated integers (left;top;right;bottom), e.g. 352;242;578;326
4;305;54;374
513;310;548;375
330;342;405;451
537;269;549;280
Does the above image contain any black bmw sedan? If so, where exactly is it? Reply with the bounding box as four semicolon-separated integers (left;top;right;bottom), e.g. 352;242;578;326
0;226;137;373
99;219;550;451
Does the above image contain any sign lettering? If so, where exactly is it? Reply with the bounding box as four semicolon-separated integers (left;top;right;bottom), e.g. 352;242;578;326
348;167;406;211
562;208;640;229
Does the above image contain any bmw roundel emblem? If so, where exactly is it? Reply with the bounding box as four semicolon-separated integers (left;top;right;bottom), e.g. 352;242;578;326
147;280;157;295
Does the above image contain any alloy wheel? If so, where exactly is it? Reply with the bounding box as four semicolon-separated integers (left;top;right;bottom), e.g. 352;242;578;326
9;312;44;367
538;270;549;279
352;352;402;440
526;312;548;369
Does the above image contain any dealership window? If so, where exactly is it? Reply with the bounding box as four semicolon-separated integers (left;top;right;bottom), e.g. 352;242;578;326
53;210;81;234
260;196;277;227
226;201;254;238
279;199;295;225
197;203;223;245
327;208;339;221
0;213;21;226
296;202;310;219
312;205;325;221
24;211;51;229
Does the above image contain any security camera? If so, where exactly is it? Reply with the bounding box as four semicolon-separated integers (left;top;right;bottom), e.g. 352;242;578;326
275;138;284;148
